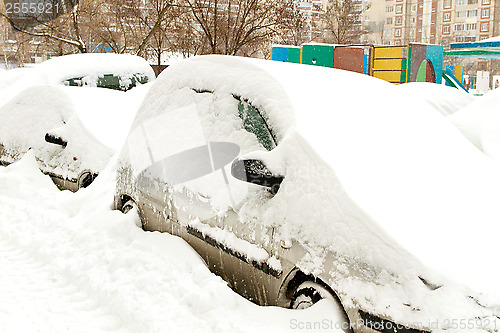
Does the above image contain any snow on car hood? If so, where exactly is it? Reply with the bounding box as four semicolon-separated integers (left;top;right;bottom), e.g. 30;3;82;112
154;56;500;302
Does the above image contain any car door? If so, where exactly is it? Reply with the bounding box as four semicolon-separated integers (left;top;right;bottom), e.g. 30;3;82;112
168;91;284;304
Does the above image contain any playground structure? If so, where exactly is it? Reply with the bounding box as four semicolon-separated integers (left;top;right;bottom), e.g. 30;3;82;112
271;43;444;85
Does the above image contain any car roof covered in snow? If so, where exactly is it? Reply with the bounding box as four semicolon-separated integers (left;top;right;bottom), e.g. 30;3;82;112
36;53;156;84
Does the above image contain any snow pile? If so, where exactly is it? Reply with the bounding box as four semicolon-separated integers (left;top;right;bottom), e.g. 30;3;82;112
448;88;500;161
397;82;475;115
0;153;346;333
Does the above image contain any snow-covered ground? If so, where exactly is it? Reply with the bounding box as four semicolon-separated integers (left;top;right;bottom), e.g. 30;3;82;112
1;57;500;332
0;153;345;333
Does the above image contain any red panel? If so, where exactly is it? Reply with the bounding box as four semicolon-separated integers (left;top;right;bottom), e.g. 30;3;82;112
334;47;365;74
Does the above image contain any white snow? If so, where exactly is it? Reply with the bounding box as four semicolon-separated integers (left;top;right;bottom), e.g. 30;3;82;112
448;88;500;162
2;54;500;331
0;153;346;333
397;82;475;115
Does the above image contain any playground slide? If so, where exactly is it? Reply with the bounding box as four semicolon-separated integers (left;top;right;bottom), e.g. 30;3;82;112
443;68;469;93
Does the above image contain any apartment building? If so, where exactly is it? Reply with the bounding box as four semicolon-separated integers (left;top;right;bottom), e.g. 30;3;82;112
363;0;500;46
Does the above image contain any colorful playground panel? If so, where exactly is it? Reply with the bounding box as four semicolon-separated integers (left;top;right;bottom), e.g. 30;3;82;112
271;45;301;63
301;43;336;68
371;46;407;84
407;43;443;84
270;43;444;85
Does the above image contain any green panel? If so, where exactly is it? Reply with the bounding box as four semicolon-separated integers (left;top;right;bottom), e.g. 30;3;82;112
287;48;301;63
301;44;335;68
400;58;407;83
416;61;427;82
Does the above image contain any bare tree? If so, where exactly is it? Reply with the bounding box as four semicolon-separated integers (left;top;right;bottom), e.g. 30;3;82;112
277;0;313;46
184;0;287;56
323;0;368;44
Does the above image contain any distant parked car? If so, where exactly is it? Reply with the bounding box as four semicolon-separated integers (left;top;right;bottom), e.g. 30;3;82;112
0;54;156;109
34;53;156;91
0;83;149;191
115;55;499;332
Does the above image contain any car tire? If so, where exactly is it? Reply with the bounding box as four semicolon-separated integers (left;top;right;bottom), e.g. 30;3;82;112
290;281;335;309
291;281;351;330
121;199;137;214
78;172;96;189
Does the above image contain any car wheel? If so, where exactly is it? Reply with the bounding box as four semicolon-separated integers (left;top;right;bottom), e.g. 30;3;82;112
290;281;351;331
290;281;334;309
78;172;97;189
121;200;137;214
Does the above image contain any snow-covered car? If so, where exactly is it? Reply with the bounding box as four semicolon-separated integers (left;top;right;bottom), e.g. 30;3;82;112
0;83;148;191
115;55;499;332
0;54;155;109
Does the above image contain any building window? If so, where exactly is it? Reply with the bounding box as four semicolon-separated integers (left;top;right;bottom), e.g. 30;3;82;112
395;16;402;25
410;28;415;36
480;35;489;40
481;8;490;18
443;25;451;34
444;12;451;21
365;15;370;21
395;40;402;45
481;22;489;31
386;17;393;24
455;23;465;31
456;10;466;18
467;9;478;17
442;39;449;45
457;0;467;5
468;0;478;4
466;23;477;30
395;4;403;13
386;5;394;12
411;17;416;24
444;0;451;8
383;40;392;45
395;28;401;36
412;5;417;11
482;0;490;4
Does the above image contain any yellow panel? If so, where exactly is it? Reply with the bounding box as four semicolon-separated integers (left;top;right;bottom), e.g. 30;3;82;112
373;47;404;59
373;71;403;82
373;59;403;71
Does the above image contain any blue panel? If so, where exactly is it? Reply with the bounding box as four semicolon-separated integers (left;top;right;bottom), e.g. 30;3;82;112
271;46;288;62
450;41;500;49
363;54;368;74
426;45;444;84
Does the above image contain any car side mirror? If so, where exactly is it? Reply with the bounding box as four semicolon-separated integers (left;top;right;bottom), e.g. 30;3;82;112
231;158;284;195
45;133;67;148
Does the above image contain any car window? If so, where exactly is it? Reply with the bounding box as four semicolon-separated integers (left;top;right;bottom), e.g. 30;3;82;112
237;100;276;151
63;73;149;91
